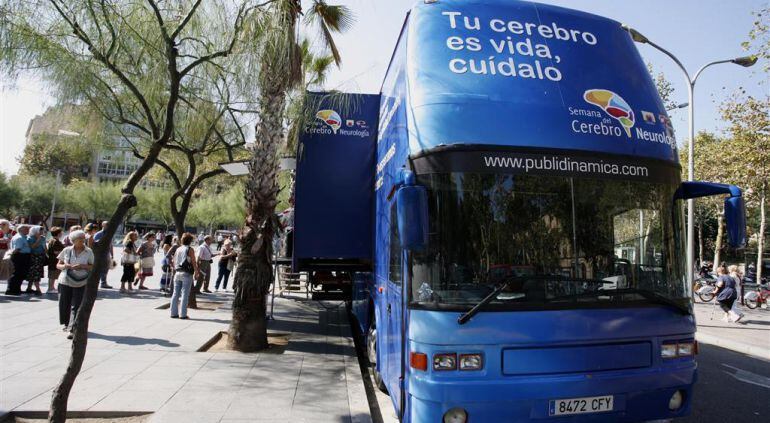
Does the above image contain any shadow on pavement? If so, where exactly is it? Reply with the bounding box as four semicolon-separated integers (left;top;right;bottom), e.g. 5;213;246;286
89;331;180;347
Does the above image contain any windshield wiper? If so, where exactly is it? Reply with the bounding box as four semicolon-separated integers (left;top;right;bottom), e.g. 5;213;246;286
550;287;691;315
457;280;512;325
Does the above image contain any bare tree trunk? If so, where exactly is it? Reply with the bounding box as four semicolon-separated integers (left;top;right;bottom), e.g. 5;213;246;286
713;208;724;270
698;221;704;267
228;93;283;352
757;191;766;283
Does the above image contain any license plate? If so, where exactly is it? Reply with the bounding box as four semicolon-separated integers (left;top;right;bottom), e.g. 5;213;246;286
549;395;614;416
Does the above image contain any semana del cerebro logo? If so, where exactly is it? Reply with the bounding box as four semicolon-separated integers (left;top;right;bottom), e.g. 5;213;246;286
583;89;635;137
315;109;342;134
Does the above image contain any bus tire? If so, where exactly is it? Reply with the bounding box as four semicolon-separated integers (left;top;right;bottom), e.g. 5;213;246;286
367;323;388;394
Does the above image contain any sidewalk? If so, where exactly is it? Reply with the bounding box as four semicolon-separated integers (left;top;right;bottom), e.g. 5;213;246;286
693;299;770;360
0;254;371;422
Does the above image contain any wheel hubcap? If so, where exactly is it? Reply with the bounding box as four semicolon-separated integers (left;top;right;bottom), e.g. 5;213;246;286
367;327;377;365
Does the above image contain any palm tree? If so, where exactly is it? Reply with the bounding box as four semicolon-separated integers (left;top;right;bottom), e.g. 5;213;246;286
228;0;353;351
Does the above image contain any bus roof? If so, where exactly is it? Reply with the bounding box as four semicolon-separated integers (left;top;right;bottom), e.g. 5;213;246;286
399;0;679;165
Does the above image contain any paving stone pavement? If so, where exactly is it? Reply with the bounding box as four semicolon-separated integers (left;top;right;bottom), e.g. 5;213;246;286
0;249;371;422
692;299;770;360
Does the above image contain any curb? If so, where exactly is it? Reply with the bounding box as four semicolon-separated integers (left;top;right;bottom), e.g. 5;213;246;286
695;331;770;361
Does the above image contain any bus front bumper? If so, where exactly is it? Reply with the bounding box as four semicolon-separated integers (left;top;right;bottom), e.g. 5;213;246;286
406;362;696;422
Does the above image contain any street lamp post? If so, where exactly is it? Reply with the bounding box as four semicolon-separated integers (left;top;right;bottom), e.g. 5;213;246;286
621;24;757;287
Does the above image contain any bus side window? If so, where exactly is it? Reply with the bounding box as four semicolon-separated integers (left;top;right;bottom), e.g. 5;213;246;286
389;203;402;284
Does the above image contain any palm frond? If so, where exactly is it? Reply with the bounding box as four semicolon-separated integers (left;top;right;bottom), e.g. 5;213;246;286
305;1;355;66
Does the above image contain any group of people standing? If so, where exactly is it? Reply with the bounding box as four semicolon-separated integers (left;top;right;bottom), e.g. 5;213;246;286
3;218;239;336
116;232;237;319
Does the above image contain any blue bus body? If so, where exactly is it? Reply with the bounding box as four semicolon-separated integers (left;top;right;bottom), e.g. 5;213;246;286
303;1;750;421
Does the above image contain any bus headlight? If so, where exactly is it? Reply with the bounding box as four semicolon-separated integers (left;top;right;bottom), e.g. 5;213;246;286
443;407;468;423
459;353;483;370
661;342;677;358
433;353;457;370
668;390;684;411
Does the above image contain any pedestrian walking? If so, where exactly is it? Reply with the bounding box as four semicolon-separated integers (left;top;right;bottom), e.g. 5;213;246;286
195;235;217;294
170;233;199;319
214;239;237;291
728;264;746;320
56;230;93;339
714;264;743;323
46;227;65;293
216;232;224;251
5;224;31;295
92;221;115;289
134;233;156;290
120;231;139;293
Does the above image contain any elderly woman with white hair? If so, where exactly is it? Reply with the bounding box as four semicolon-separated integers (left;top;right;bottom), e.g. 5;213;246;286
56;230;94;339
25;225;46;295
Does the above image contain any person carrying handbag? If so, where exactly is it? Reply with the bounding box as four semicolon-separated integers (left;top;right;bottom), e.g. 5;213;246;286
134;233;156;290
170;233;200;319
120;231;139;293
56;230;93;339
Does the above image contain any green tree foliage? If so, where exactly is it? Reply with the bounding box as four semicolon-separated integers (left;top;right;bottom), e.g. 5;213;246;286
62;180;121;223
648;63;677;111
0;171;21;217
743;6;769;73
9;174;56;225
133;186;175;229
721;95;769;280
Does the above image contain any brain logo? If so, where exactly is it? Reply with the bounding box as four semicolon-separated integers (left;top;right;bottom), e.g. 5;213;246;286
584;89;635;137
315;109;342;134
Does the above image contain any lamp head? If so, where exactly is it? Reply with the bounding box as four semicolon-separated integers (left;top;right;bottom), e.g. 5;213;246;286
621;24;649;44
732;55;758;67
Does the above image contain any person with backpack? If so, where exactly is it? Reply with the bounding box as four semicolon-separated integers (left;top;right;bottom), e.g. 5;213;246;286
56;230;93;339
170;233;199;319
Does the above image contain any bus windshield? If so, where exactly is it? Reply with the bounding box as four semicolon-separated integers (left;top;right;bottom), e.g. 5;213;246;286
410;172;688;311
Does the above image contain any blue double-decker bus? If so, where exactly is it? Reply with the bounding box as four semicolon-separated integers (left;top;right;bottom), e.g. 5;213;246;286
293;0;747;421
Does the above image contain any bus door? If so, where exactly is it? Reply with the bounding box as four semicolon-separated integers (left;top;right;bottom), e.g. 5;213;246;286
385;203;405;404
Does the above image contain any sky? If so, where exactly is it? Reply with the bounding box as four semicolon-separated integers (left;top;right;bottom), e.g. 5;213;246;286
1;0;767;176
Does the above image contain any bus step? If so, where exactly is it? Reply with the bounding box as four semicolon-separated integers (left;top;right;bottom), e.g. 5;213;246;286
311;291;348;301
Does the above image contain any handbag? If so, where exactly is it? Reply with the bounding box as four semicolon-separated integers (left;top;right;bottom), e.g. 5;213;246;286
121;250;139;265
176;247;195;274
140;256;155;269
227;253;236;271
65;249;90;282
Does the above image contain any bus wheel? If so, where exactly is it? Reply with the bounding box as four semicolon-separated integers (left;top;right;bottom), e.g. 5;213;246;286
367;323;388;394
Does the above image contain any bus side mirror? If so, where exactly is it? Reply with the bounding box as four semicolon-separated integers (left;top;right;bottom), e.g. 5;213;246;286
724;196;747;248
675;181;747;249
396;185;428;251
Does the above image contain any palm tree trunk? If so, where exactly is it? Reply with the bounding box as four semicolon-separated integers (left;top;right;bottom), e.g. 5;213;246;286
228;92;284;352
